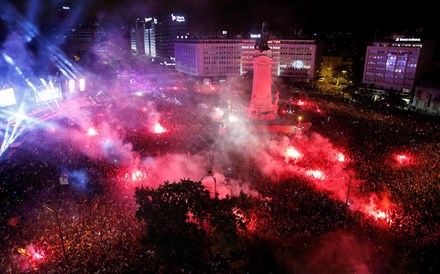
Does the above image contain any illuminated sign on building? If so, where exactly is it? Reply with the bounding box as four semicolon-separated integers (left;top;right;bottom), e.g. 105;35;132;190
62;6;70;10
222;31;227;35
250;34;261;39
395;38;421;42
171;14;185;22
292;60;304;69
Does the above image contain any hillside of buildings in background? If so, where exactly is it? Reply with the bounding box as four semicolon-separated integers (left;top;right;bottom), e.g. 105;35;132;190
1;1;440;116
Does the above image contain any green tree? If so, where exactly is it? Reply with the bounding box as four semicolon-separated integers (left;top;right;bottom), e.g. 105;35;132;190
134;179;251;272
332;64;351;78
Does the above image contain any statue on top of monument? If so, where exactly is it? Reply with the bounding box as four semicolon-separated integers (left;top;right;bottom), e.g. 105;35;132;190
254;22;270;52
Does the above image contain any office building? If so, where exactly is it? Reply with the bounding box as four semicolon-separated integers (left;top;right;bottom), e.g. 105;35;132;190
130;14;187;62
131;17;156;58
412;82;440;115
362;36;435;93
154;14;188;60
71;22;104;58
175;38;319;83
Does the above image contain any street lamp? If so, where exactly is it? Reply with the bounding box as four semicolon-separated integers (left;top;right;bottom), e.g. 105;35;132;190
343;167;352;208
44;201;68;266
297;115;302;127
208;170;217;199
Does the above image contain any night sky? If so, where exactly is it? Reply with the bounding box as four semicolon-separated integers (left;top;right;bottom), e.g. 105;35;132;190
4;0;438;38
96;0;437;36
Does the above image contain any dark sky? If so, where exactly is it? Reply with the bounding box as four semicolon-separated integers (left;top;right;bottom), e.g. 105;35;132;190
6;0;438;38
98;0;436;35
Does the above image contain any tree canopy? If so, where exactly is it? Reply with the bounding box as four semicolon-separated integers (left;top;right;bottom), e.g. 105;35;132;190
134;179;252;272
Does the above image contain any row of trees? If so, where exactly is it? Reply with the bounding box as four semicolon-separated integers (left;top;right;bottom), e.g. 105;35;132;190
134;179;253;272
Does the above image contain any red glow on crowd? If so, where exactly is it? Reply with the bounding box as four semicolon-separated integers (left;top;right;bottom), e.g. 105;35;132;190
33;251;45;260
305;169;325;180
246;216;257;232
362;194;395;225
336;152;345;162
395;153;412;165
365;208;393;224
124;170;147;181
232;207;250;230
87;127;99;136
17;247;31;257
211;107;224;122
17;245;46;267
153;122;166;134
297;100;305;106
284;146;302;162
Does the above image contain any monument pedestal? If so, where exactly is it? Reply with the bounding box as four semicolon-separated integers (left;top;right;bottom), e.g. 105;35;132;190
247;50;278;121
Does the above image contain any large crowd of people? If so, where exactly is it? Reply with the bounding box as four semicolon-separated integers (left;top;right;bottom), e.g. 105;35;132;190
1;90;439;272
312;97;440;247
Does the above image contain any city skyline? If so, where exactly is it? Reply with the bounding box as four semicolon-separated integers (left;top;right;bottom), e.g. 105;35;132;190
4;0;437;37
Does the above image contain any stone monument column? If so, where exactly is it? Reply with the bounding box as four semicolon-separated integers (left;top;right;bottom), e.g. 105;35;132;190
247;22;278;120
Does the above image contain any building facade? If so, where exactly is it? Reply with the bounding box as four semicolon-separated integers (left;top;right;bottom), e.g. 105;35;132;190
175;39;319;83
154;14;188;61
175;39;252;77
71;22;104;58
130;14;187;62
362;36;435;93
412;82;440;115
52;2;106;61
131;18;156;58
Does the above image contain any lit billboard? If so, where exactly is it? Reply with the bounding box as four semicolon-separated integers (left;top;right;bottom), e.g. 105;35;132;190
0;88;17;107
35;85;63;103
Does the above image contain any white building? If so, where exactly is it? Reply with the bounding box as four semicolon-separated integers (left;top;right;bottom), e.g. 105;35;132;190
174;38;319;83
273;40;318;81
362;36;435;93
412;82;440;115
175;39;249;77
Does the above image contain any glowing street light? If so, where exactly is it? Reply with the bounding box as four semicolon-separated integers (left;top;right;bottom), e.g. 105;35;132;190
297;115;302;127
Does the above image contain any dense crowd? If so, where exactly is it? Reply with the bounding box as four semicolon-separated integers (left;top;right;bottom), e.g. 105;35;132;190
1;91;439;272
311;97;440;247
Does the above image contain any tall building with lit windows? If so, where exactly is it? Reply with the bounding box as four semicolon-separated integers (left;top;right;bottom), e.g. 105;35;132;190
154;14;188;60
130;14;187;62
362;36;435;93
274;40;318;81
131;17;156;58
174;38;319;83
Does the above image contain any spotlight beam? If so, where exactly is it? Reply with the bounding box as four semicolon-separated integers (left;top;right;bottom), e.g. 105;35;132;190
0;1;84;79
